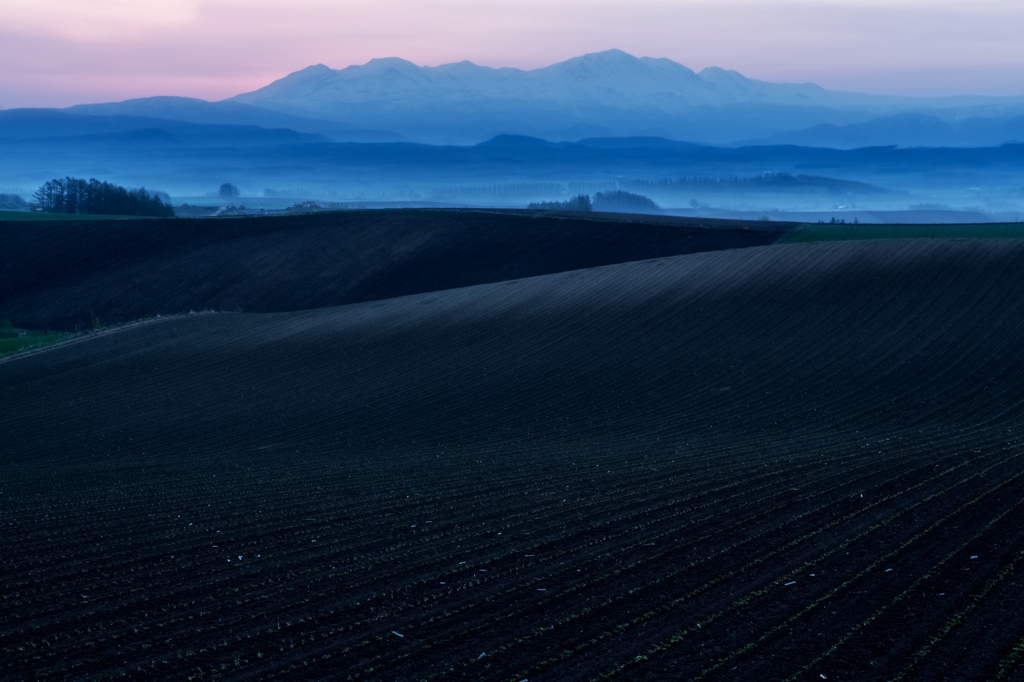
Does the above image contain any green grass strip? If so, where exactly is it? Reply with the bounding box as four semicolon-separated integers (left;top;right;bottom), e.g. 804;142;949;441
0;210;152;221
0;332;74;357
781;223;1024;244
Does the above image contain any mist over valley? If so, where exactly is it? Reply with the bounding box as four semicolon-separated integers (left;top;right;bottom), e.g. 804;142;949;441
3;50;1024;222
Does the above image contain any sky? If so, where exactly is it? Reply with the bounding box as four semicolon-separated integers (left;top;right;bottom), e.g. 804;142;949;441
2;0;1024;108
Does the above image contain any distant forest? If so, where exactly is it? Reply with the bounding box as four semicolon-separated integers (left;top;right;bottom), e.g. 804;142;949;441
528;194;594;211
0;194;28;210
528;191;661;213
33;177;174;217
593;190;661;212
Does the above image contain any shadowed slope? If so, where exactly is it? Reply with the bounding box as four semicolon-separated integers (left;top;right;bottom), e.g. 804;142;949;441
0;209;781;331
3;239;1024;680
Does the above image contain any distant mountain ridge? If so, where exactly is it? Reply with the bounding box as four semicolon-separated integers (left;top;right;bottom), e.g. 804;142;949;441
0;109;331;146
744;112;1024;149
66;97;405;143
227;49;1024;144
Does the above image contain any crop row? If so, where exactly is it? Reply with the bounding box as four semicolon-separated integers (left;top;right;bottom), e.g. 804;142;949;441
533;451;1017;681
2;436;901;677
694;458;1024;681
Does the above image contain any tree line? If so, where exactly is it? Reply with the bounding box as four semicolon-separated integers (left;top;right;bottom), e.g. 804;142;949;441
528;191;660;213
32;177;174;217
527;194;593;212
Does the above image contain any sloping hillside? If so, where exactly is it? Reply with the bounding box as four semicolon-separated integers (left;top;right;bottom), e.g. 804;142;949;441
4;239;1024;680
0;209;783;330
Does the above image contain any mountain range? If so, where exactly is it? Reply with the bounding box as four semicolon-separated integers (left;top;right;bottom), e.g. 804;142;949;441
2;49;1024;210
226;49;1024;144
4;50;1024;147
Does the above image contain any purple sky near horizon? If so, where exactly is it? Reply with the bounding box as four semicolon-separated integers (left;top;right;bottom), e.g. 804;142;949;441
2;0;1024;108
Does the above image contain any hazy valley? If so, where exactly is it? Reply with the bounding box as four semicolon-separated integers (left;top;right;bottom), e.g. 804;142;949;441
3;50;1024;222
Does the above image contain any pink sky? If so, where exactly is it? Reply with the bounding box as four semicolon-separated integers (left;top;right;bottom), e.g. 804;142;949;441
3;0;1024;108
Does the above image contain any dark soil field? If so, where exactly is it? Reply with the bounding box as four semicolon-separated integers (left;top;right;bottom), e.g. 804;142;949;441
4;230;1024;681
0;209;784;331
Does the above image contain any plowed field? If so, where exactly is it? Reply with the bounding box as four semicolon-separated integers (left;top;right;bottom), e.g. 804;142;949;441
3;238;1024;681
0;209;782;331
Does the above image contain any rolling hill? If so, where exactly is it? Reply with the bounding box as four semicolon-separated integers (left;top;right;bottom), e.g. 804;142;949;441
0;209;784;331
3;237;1024;680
